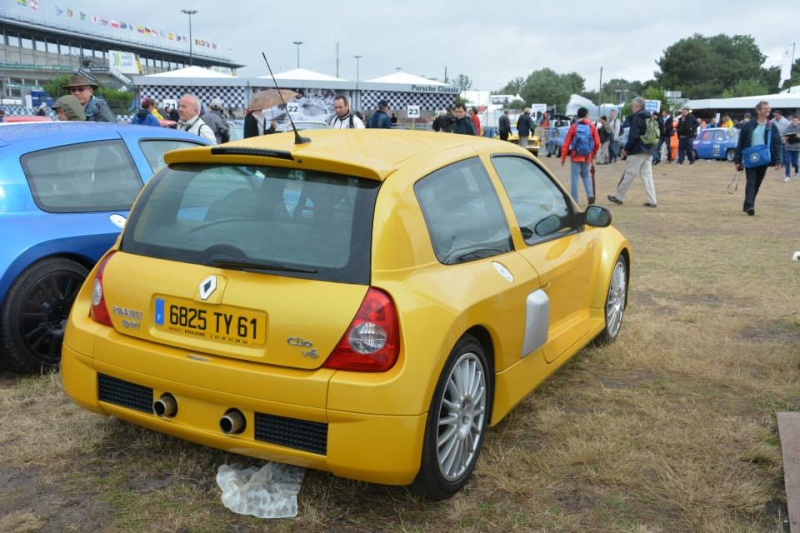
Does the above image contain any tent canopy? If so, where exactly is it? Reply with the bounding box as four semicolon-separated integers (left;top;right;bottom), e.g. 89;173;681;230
143;66;236;78
367;72;449;85
259;68;346;82
686;91;800;111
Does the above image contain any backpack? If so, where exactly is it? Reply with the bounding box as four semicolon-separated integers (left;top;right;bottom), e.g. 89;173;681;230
571;122;594;156
640;115;660;146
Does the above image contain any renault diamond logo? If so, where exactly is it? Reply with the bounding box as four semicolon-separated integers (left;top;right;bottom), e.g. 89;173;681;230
199;275;217;300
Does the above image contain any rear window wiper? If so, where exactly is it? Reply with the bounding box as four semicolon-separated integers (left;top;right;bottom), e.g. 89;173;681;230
208;255;318;274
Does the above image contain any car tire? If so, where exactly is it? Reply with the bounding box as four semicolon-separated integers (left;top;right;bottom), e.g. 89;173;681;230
0;258;88;372
725;149;735;162
410;334;491;499
593;254;628;345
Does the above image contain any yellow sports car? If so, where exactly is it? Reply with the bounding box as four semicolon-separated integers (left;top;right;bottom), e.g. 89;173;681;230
62;129;630;499
507;126;541;156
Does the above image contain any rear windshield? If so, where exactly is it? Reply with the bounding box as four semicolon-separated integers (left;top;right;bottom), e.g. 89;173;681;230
121;164;379;284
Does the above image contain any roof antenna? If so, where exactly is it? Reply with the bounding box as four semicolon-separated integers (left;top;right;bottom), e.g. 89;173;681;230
262;51;310;145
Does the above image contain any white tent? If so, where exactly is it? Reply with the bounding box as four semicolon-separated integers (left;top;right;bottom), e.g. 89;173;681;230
259;68;347;82
367;72;448;85
686;91;800;111
143;66;236;78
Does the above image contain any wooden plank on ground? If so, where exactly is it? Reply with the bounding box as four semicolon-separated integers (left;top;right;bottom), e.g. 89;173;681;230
777;412;800;533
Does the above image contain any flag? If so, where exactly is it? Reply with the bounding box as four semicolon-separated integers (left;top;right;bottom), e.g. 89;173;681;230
79;12;85;20
16;0;27;6
54;5;63;15
111;20;119;28
30;0;38;10
779;44;794;88
67;8;73;17
91;15;98;23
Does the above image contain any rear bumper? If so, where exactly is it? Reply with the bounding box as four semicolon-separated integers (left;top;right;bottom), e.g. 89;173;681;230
61;341;427;486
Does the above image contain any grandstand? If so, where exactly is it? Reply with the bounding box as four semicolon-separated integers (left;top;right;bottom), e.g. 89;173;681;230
1;9;242;108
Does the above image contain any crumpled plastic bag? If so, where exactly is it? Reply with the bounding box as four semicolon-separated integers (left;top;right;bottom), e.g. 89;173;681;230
216;462;305;519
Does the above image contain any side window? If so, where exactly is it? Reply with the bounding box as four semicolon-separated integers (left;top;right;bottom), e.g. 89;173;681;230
23;140;142;213
491;156;576;245
415;157;511;265
139;139;205;174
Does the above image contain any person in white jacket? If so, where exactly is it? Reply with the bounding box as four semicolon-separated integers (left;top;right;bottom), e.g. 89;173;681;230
177;94;217;143
330;95;364;129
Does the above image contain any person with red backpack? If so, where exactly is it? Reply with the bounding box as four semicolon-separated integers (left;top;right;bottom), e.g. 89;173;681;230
561;107;601;205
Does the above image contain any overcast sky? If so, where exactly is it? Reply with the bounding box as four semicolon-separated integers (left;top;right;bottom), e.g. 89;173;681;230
6;0;797;92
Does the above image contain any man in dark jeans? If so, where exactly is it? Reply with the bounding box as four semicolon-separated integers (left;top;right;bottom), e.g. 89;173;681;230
676;107;699;165
734;100;783;216
654;109;674;164
498;110;511;141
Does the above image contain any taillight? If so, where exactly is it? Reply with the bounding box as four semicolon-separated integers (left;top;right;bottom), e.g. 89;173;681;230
324;288;399;372
89;252;115;327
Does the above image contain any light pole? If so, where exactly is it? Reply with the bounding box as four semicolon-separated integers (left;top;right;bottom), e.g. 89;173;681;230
354;55;362;111
292;41;303;68
181;9;198;66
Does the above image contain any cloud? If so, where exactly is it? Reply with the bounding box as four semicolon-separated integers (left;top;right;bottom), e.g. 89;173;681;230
24;0;798;92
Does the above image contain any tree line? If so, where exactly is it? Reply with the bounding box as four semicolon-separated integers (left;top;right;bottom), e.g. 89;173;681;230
456;33;800;112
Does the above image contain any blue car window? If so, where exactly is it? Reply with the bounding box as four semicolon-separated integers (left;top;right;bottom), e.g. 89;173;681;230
414;157;512;265
139;139;206;174
22;140;142;213
491;155;576;245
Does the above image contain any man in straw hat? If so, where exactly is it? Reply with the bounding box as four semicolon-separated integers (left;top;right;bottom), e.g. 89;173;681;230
63;74;116;122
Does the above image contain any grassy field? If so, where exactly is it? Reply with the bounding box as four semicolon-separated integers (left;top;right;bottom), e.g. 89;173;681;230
2;155;799;532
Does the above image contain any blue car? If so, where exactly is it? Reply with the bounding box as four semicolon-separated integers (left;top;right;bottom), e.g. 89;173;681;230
543;126;571;157
0;122;212;372
692;127;739;161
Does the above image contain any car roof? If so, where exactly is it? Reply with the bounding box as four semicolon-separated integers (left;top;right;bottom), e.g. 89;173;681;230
164;129;525;182
0;122;203;147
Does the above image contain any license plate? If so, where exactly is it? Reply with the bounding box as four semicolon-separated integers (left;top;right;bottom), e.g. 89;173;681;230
154;297;266;346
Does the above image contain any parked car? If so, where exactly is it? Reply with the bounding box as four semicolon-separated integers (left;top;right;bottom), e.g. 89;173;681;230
62;129;630;499
227;119;244;141
543;126;571;157
2;115;54;123
275;120;330;133
506;127;541;156
692;127;739;161
0;122;213;372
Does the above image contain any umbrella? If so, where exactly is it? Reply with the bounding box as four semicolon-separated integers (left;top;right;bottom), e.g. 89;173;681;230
249;89;298;111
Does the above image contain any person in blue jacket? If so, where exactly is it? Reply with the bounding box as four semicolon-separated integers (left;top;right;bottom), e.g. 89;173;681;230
368;100;392;129
130;97;161;127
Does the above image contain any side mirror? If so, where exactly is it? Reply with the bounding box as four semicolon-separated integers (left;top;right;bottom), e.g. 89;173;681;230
584;205;612;228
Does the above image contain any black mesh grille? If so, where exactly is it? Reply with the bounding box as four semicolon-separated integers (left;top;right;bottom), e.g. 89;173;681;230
98;374;153;414
254;413;328;455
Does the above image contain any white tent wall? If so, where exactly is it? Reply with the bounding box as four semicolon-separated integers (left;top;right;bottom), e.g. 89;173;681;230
686;91;800;114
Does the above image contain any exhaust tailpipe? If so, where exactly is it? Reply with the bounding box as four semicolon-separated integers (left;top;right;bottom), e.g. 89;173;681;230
153;394;178;418
220;409;246;434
